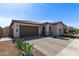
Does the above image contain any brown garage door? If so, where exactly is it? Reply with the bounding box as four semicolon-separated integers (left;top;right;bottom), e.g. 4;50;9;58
20;25;38;37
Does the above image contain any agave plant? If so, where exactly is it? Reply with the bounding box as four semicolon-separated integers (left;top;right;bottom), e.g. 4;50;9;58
16;39;33;56
20;41;33;56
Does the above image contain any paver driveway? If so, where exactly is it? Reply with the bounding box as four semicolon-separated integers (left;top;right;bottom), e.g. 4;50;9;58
28;37;72;56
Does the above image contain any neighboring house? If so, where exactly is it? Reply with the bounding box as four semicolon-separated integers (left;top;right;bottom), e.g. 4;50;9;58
10;20;69;38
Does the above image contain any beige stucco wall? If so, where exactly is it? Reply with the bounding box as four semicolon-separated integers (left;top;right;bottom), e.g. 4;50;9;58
11;22;40;37
39;23;64;36
51;23;64;36
38;24;50;36
45;24;50;36
57;23;64;35
38;25;43;36
11;23;20;37
51;24;58;36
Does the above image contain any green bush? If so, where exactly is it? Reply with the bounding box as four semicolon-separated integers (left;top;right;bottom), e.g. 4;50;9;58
20;41;33;56
60;35;79;39
16;39;33;56
16;39;24;49
59;37;69;40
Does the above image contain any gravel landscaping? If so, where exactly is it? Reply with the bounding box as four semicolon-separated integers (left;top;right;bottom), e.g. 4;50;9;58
0;38;44;56
0;37;76;56
0;40;20;56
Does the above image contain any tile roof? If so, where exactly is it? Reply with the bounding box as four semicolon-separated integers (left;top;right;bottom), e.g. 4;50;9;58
10;20;68;28
13;20;41;24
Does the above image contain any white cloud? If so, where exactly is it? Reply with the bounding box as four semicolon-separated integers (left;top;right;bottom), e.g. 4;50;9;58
0;17;12;28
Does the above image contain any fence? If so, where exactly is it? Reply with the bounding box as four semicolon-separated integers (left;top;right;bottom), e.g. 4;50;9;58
0;27;2;38
0;27;13;38
2;27;13;37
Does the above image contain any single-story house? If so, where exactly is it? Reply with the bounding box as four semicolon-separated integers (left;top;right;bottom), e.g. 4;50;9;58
10;20;69;38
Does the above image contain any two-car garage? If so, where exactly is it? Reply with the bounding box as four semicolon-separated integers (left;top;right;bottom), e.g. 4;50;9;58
19;25;39;37
10;20;40;38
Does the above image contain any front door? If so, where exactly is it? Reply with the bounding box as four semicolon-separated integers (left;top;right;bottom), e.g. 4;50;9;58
42;26;46;36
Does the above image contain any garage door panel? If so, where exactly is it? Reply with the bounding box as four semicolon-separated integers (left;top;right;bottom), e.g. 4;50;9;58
20;26;38;37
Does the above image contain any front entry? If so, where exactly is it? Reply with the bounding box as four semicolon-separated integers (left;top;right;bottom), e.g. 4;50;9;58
42;26;46;36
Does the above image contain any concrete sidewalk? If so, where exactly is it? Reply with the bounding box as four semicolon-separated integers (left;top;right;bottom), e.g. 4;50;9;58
57;39;79;56
0;38;12;42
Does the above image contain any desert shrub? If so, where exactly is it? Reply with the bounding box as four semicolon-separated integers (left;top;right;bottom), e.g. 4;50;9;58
20;41;33;56
16;39;24;49
16;39;33;56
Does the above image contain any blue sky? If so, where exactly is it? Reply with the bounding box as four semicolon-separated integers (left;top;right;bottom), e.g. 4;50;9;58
0;3;79;28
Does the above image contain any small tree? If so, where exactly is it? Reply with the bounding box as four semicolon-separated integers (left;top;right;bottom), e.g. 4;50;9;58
68;26;79;34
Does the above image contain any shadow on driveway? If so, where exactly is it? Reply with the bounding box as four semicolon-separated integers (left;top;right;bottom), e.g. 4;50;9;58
18;36;45;41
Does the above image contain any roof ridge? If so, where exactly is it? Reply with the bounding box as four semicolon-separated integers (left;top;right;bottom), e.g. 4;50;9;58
12;20;41;24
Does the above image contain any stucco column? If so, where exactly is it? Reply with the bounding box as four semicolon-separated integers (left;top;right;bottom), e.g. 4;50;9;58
13;23;20;37
45;24;50;36
38;25;43;36
38;25;41;36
